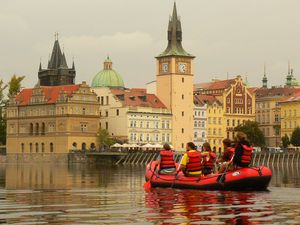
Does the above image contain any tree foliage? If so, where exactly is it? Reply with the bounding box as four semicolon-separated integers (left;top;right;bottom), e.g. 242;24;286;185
281;134;290;148
98;129;115;150
0;79;7;145
234;120;265;147
290;127;300;147
8;75;24;98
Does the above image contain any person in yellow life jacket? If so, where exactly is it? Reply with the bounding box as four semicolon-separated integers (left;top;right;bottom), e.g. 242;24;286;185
155;143;176;175
201;142;217;175
177;142;202;177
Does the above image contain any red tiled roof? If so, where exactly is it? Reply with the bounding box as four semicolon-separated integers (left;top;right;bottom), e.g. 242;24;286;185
279;90;300;103
194;94;219;105
16;85;80;106
110;88;166;108
255;87;300;98
194;78;236;91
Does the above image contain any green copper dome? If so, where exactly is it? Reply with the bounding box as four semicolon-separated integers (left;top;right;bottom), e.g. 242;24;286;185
91;56;125;88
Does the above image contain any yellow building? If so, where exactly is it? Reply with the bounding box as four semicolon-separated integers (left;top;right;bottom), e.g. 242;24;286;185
255;87;299;147
279;92;300;138
156;3;195;151
194;76;256;150
6;81;100;159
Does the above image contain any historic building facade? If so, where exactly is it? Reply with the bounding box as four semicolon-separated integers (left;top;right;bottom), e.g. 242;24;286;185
155;3;195;151
38;35;76;86
279;92;300;140
193;95;207;150
6;82;99;160
91;58;172;145
195;76;256;144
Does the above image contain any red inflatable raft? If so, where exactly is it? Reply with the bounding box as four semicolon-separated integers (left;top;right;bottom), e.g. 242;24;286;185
145;162;272;191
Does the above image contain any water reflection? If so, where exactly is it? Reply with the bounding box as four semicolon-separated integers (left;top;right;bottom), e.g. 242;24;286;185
0;164;298;224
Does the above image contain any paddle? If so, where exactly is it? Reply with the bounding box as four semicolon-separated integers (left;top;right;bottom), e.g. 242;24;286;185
144;163;157;189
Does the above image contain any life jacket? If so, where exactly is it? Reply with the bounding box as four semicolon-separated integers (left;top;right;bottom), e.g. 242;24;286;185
240;144;253;166
203;152;216;169
186;151;202;172
160;150;176;169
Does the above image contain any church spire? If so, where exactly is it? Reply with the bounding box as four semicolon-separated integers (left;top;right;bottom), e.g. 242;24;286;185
262;63;268;88
286;61;292;87
157;2;193;58
48;33;68;69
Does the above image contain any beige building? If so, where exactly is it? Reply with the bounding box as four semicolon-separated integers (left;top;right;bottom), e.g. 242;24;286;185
92;87;172;145
156;3;195;151
6;82;100;156
255;87;299;147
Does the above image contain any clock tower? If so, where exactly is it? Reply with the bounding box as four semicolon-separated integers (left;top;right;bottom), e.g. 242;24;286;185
156;3;195;151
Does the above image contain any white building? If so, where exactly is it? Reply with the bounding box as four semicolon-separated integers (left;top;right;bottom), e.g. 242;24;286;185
193;95;207;150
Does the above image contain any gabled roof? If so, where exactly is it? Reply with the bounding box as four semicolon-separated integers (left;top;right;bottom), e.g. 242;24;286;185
15;85;80;106
194;94;220;105
279;90;300;104
194;78;236;91
110;88;167;109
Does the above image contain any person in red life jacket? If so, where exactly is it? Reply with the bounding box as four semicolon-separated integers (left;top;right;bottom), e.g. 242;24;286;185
155;143;176;175
177;142;202;177
233;132;253;168
217;138;235;173
201;142;217;175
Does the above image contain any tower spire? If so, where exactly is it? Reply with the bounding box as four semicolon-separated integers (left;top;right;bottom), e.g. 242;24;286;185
39;57;42;71
157;2;193;58
262;63;268;88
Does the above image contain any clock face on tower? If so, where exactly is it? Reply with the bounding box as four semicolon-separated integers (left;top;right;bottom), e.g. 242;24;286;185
178;63;187;73
162;63;169;73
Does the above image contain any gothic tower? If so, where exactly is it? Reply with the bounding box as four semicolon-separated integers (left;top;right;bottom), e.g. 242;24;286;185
156;3;195;151
38;34;76;86
262;64;268;88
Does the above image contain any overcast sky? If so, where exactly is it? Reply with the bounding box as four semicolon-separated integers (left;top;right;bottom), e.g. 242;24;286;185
1;0;300;89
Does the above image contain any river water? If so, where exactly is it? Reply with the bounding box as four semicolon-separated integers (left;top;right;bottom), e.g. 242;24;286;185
0;163;299;224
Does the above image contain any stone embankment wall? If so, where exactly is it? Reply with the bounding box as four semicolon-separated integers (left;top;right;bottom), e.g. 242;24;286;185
4;154;69;163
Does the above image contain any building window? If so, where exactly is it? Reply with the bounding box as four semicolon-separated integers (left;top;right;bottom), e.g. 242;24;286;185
35;143;39;153
162;121;165;129
81;124;87;132
29;143;33;153
182;111;184;116
146;121;150;128
30;123;34;135
50;143;54;153
182;94;184;100
213;117;216;124
21;143;25;153
41;123;45;135
162;133;166;142
155;122;159;129
182;143;184;148
82;143;87;150
116;109;119;116
101;96;104;105
166;121;170;129
105;122;108;130
82;108;86;115
167;134;170;142
213;128;216;135
232;120;235;127
202;132;205;138
140;121;143;128
41;143;45;153
146;134;150;142
218;128;222;136
194;121;197;127
227;119;230;126
182;78;184;83
182;128;184;133
218;118;222;124
208;128;211;135
106;96;109;105
35;123;39;135
275;114;279;122
105;111;108;117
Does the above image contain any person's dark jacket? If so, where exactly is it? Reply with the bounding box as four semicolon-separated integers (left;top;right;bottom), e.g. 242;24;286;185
233;140;251;167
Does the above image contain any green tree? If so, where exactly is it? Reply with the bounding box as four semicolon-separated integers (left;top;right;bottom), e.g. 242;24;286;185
234;120;265;147
0;79;7;145
98;129;115;150
281;134;290;148
8;75;24;98
290;127;300;147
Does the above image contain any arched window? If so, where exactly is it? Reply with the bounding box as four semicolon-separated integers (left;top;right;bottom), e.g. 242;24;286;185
82;143;86;150
50;143;54;153
21;143;25;153
35;123;39;135
90;143;96;151
29;143;33;153
35;143;39;153
30;123;33;135
202;132;205;138
41;123;45;135
41;143;45;153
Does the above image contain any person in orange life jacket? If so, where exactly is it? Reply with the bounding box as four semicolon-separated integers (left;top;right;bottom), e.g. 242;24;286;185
201;142;217;175
233;132;253;168
177;142;202;177
154;143;176;175
217;138;235;173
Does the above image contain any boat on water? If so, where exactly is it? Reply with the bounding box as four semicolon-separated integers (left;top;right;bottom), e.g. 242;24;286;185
145;162;272;191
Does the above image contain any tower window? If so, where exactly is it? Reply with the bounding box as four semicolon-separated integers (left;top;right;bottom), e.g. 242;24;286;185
116;109;119;116
182;94;184;100
182;78;184;83
182;111;184;116
182;128;184;133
